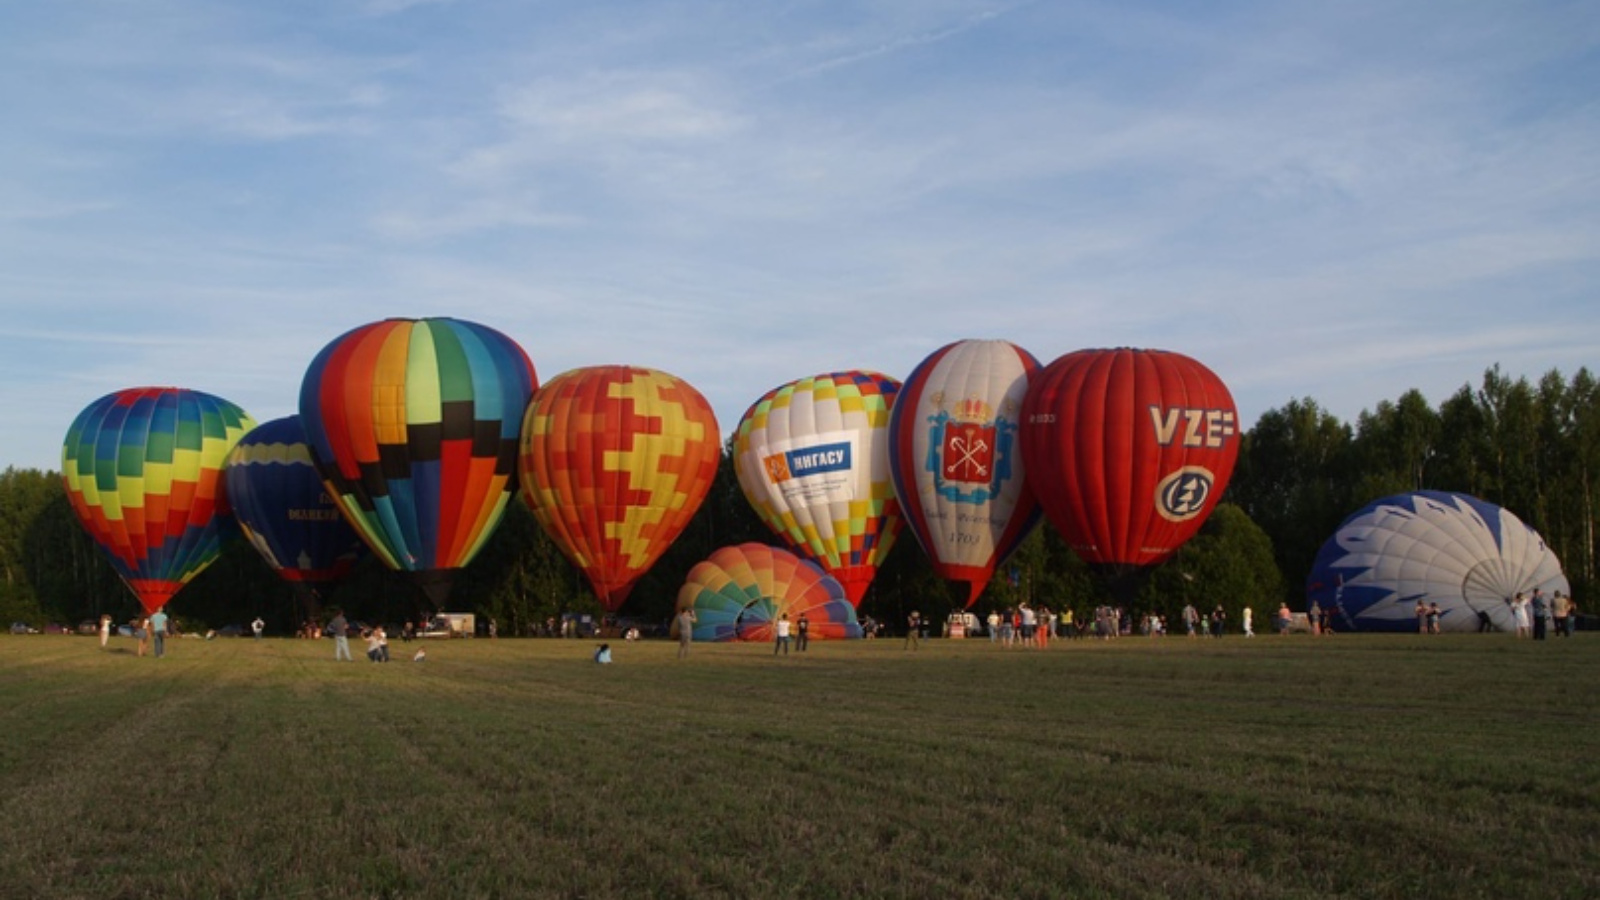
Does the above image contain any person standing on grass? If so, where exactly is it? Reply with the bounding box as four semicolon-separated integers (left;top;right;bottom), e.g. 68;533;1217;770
1242;606;1254;637
99;614;112;649
774;614;792;656
1416;599;1429;634
149;607;169;658
1182;603;1198;638
1512;593;1531;638
1209;605;1225;639
905;611;921;651
1426;602;1441;635
676;606;696;659
796;613;810;652
1531;589;1549;641
135;616;150;658
329;609;352;661
251;616;264;640
987;610;1000;643
1552;591;1571;637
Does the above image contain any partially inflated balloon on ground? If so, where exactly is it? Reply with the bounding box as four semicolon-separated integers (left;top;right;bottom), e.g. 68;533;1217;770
733;371;902;606
62;387;256;615
675;543;861;641
299;317;537;609
889;339;1042;607
518;365;720;611
1306;491;1569;633
224;415;370;613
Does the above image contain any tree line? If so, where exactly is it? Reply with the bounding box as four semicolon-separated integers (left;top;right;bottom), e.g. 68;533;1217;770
1;365;1592;636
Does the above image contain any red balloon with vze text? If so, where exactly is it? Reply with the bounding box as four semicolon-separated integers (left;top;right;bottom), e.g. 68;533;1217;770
1019;348;1239;570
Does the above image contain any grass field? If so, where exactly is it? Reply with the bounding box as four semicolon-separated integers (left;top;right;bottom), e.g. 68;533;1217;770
0;631;1595;900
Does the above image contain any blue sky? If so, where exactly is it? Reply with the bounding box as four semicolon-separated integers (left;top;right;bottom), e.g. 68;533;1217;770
3;0;1597;473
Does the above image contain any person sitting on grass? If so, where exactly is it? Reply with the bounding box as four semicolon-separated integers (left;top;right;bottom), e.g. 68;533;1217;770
594;643;612;664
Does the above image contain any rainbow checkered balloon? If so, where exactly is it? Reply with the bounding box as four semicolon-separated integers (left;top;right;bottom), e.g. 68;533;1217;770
62;387;256;615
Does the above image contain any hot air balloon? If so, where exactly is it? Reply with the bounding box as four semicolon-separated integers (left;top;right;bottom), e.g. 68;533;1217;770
675;543;862;641
888;339;1042;607
299;317;537;610
1019;348;1239;591
62;387;256;616
223;415;370;617
518;366;720;611
1306;491;1569;633
733;371;903;606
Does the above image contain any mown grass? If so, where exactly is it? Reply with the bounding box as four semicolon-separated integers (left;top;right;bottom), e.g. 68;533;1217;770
0;632;1595;899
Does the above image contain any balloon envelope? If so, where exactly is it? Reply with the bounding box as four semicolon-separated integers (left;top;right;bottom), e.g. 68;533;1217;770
518;365;720;611
62;387;256;615
676;543;862;641
888;339;1041;606
733;371;903;605
1306;491;1569;633
1019;348;1239;569
223;415;369;598
299;317;537;608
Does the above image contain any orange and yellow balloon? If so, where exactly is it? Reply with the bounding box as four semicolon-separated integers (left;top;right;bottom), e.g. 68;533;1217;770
518;366;720;611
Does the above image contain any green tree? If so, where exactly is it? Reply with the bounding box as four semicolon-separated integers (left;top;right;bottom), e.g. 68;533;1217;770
1139;503;1283;627
1228;399;1354;603
1351;389;1441;497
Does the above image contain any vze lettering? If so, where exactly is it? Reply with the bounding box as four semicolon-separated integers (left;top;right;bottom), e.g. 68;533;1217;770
1149;407;1236;448
783;442;853;478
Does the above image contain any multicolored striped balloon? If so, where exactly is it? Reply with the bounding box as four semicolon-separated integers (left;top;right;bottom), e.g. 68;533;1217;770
675;543;861;641
299;317;537;608
223;415;370;607
519;366;720;611
62;387;256;615
733;371;903;606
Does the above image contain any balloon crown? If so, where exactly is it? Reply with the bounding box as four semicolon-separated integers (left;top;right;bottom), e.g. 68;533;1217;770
952;397;993;422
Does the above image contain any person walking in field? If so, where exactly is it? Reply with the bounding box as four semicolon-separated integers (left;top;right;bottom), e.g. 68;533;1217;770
149;607;169;658
905;611;921;651
676;606;696;659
